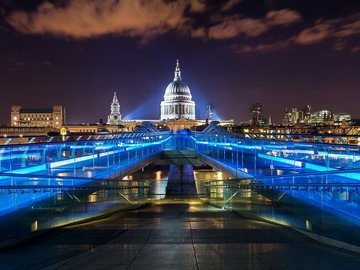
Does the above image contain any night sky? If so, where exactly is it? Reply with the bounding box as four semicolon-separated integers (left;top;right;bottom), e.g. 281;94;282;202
0;0;359;124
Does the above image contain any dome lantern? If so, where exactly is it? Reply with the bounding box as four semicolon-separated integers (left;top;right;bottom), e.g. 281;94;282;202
174;59;181;81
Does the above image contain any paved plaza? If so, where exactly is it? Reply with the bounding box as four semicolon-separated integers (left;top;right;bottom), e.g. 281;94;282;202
1;200;360;270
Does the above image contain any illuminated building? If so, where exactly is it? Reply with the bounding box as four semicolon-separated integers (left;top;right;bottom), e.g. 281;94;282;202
310;110;332;124
249;103;264;125
333;112;351;124
11;105;65;128
107;92;122;125
299;105;311;123
160;60;196;121
283;108;299;126
283;105;351;126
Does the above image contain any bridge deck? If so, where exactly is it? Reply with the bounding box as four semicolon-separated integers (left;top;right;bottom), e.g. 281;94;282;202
1;200;359;270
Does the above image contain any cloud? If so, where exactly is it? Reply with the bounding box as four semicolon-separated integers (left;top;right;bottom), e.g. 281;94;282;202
191;27;207;38
295;14;360;45
294;21;334;45
336;20;360;37
205;9;302;40
7;0;205;40
208;16;269;39
221;0;242;12
235;12;360;54
6;1;358;55
352;46;360;53
333;40;346;52
189;0;206;13
266;9;302;25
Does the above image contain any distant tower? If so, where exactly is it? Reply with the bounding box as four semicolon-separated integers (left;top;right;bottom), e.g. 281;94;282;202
205;103;216;121
300;105;311;123
107;92;122;125
249;103;263;125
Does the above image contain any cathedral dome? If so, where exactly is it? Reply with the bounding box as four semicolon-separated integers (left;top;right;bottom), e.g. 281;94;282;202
164;81;192;101
160;60;196;121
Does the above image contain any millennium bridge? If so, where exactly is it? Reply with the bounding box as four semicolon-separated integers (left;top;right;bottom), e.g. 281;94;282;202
1;122;360;269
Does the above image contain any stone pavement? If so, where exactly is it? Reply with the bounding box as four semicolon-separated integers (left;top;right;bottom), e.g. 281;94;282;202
1;200;360;270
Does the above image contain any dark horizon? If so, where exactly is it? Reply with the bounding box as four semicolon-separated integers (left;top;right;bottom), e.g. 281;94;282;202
0;0;359;125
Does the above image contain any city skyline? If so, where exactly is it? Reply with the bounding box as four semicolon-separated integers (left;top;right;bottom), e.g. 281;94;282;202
0;0;359;124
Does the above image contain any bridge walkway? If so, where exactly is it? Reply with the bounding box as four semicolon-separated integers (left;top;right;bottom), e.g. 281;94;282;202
1;200;359;270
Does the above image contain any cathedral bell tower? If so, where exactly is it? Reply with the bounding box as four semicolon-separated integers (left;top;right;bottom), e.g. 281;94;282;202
107;92;122;125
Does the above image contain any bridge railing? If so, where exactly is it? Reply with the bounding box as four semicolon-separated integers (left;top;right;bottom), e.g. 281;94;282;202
0;134;171;174
194;131;360;251
0;174;210;244
205;169;360;251
193;132;360;171
0;130;170;145
0;173;154;244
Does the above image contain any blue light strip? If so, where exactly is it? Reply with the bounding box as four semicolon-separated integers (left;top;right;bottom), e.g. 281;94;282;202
258;153;303;167
49;154;98;169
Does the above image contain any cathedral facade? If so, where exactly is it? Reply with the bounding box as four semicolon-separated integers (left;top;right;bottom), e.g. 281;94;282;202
160;60;196;121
